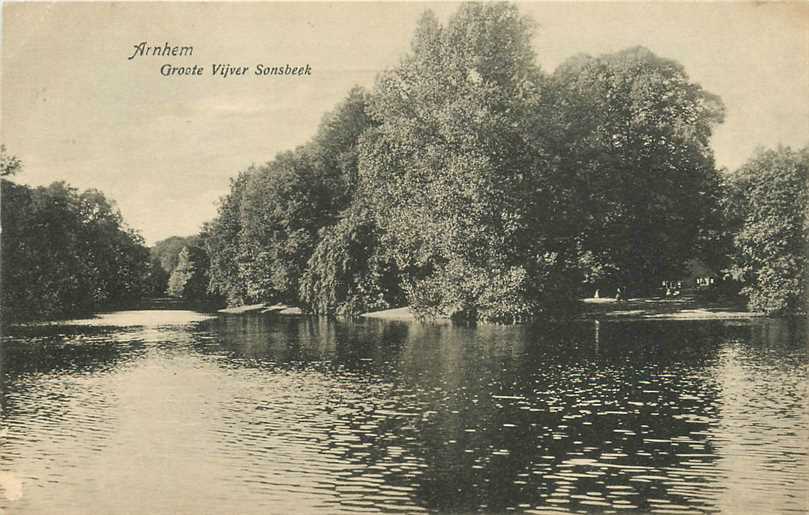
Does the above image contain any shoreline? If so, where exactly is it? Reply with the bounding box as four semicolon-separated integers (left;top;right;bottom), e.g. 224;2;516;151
3;296;765;330
362;296;764;323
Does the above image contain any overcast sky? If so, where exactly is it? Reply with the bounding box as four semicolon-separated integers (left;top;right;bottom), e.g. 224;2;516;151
3;2;808;245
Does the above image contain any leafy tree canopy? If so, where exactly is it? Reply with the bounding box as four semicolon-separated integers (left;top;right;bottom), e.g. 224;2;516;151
726;145;808;315
204;88;376;306
550;46;726;292
360;3;580;320
167;245;212;301
151;235;200;274
0;145;22;177
2;176;153;323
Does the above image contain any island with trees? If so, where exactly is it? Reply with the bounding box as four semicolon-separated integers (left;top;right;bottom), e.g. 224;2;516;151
2;3;806;326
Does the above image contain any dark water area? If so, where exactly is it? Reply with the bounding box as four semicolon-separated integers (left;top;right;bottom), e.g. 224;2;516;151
1;311;807;514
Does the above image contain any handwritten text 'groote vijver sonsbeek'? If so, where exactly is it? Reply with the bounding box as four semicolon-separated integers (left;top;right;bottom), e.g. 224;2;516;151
157;63;312;77
128;42;313;78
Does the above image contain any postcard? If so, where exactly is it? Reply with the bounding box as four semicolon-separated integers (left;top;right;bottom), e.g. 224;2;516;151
2;2;807;514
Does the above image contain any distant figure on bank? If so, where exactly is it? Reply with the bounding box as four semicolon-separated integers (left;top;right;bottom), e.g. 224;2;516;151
594;289;600;299
615;287;624;301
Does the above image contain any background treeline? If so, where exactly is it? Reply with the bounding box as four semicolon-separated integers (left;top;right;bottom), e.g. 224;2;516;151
0;147;164;323
148;235;217;302
189;3;805;320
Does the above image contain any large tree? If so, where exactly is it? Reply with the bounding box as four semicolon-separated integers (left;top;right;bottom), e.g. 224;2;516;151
725;146;808;315
360;4;579;321
550;47;726;293
236;149;322;303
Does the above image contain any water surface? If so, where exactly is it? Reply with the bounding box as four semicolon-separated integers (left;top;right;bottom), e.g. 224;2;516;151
1;311;807;513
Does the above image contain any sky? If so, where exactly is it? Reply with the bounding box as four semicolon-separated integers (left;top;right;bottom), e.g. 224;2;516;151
2;2;808;245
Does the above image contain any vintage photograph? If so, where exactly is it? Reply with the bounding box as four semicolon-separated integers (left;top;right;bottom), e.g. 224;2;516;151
1;1;807;513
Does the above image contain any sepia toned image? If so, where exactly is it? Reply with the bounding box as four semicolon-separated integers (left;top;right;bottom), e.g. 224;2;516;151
1;1;808;513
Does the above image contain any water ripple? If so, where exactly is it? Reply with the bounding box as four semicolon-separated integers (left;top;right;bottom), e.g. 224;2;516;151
1;316;806;513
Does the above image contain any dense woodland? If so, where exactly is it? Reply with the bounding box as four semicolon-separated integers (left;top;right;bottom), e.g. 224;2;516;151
0;147;162;323
2;3;807;324
194;4;807;320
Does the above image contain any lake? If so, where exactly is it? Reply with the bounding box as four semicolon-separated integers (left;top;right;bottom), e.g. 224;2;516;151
1;311;807;514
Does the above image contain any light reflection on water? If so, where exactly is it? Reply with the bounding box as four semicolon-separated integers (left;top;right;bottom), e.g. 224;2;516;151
1;312;807;513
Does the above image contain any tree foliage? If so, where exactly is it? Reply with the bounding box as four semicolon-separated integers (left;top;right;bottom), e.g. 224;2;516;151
359;3;579;321
299;204;403;316
1;177;152;323
167;245;211;301
146;235;200;296
144;256;170;296
549;46;726;293
0;145;22;177
203;171;251;305
201;3;785;322
726;146;808;315
151;235;199;274
204;87;376;306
